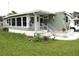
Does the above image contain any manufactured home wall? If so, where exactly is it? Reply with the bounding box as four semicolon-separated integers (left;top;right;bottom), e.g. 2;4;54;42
48;12;67;31
3;19;8;27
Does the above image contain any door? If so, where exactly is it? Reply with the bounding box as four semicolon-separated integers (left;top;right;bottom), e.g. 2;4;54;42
40;17;44;26
40;17;47;25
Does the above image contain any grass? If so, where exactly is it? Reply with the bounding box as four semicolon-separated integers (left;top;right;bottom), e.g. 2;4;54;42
0;29;79;56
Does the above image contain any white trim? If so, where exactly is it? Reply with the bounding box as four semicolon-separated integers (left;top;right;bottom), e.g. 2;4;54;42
27;15;30;28
10;18;12;26
7;15;35;28
5;10;53;18
21;16;23;27
15;17;17;26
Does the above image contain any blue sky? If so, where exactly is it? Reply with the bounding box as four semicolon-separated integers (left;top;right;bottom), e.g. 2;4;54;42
0;0;79;16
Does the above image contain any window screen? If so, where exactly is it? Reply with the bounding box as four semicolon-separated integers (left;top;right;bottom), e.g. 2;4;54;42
17;17;21;26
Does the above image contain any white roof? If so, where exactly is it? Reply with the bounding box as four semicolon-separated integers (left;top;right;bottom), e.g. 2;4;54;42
5;10;54;18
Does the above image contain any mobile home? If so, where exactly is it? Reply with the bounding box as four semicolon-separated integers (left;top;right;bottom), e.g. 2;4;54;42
3;10;71;36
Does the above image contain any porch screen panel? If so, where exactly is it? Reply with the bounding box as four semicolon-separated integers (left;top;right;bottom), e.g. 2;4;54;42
12;18;15;26
77;20;79;24
30;17;34;23
8;19;11;26
17;17;21;26
30;17;34;26
23;17;27;26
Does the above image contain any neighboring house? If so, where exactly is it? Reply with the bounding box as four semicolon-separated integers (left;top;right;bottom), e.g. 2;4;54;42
3;10;71;36
0;16;3;26
70;12;79;31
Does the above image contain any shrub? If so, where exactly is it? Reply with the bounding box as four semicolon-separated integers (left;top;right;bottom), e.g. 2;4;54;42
32;33;43;42
3;28;9;32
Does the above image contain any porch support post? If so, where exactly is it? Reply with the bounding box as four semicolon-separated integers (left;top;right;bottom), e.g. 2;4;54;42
10;18;12;26
21;17;23;27
27;15;30;28
15;17;17;26
34;14;38;31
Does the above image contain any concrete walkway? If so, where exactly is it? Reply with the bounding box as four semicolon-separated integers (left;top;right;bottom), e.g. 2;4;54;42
50;30;79;40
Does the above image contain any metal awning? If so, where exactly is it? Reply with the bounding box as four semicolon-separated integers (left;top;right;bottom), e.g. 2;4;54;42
4;10;55;18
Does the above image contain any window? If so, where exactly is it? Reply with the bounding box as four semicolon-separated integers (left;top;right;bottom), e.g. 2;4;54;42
17;17;21;26
77;20;79;24
40;18;43;23
44;16;48;19
30;17;34;23
77;16;79;18
65;16;68;22
7;19;9;23
30;17;34;26
37;17;39;22
74;20;79;25
12;18;15;26
8;19;11;25
74;20;77;25
23;17;27;26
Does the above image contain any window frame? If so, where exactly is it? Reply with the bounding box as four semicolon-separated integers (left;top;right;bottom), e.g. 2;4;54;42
65;16;68;22
8;18;11;26
17;17;21;26
12;18;15;26
23;17;27;26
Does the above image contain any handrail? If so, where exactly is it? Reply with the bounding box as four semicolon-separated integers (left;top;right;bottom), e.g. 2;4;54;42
41;23;70;37
47;24;58;31
41;23;56;36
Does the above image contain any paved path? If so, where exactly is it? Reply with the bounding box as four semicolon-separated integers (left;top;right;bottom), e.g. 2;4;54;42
50;32;79;40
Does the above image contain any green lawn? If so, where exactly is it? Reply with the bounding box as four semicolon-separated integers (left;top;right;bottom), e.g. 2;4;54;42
0;30;79;56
